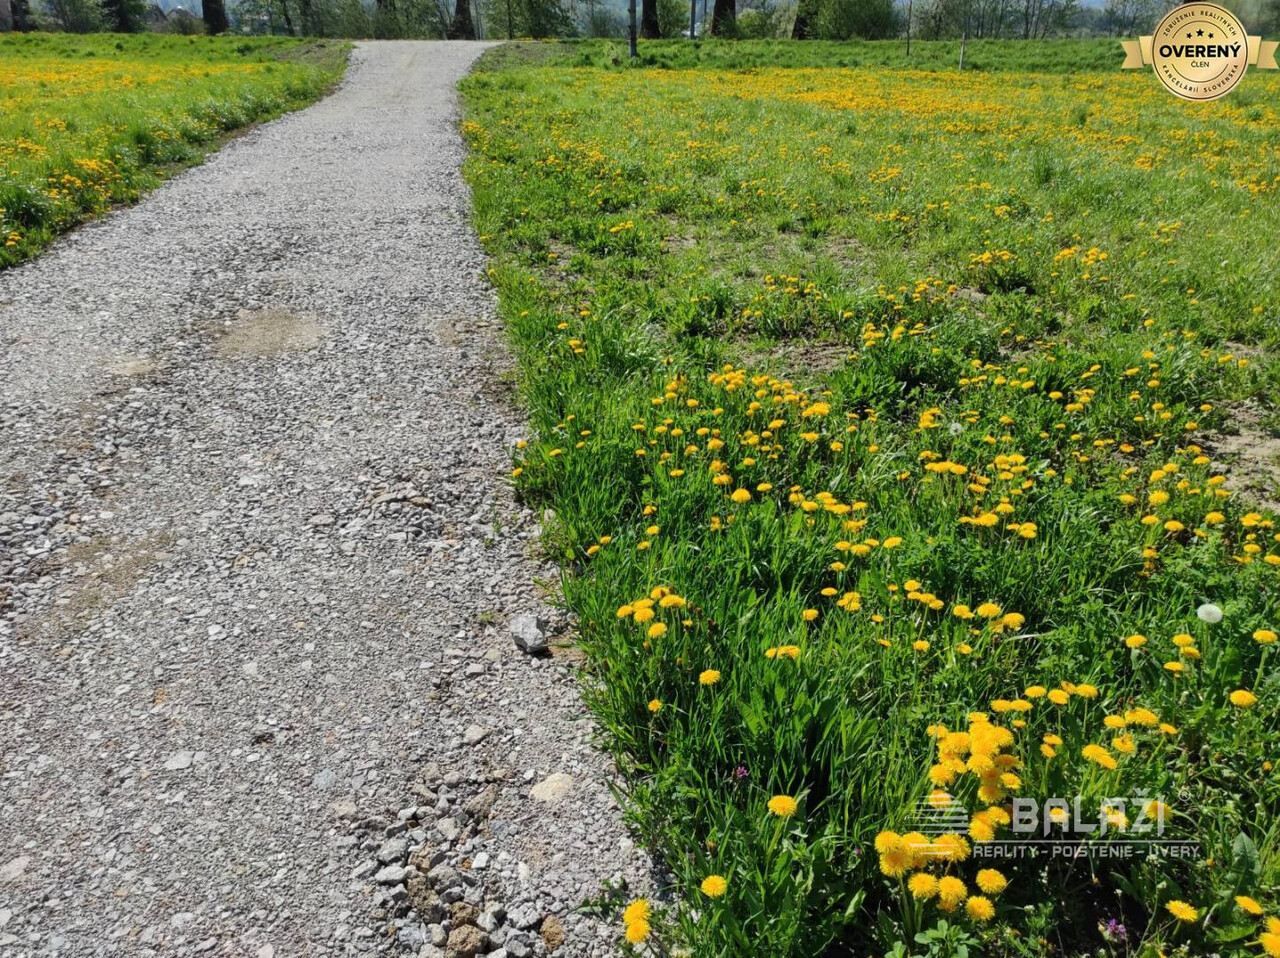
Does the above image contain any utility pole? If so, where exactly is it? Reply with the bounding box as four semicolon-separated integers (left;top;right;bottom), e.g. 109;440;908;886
628;0;637;57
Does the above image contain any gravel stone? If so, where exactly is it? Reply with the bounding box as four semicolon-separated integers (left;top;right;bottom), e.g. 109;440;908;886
0;40;649;957
510;613;547;653
529;774;575;803
445;925;488;958
375;865;410;886
378;837;410;864
541;916;567;952
164;750;195;771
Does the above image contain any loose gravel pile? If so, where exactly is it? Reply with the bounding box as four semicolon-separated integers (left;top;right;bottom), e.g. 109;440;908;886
0;41;649;957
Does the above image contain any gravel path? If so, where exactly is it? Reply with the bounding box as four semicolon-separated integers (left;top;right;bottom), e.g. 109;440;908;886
0;42;647;958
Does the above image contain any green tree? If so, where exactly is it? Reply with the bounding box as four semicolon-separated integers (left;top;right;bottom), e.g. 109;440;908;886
792;0;818;36
102;0;146;29
815;0;897;37
41;0;106;30
656;0;685;34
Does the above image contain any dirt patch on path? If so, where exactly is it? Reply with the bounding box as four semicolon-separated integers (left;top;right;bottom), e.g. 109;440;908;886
215;309;325;357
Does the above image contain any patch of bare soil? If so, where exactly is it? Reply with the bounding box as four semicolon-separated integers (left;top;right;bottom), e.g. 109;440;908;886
17;531;172;648
214;309;324;357
737;339;855;380
105;356;158;377
1205;402;1280;512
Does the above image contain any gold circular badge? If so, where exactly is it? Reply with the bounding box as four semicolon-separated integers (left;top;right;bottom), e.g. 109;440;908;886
1150;2;1249;100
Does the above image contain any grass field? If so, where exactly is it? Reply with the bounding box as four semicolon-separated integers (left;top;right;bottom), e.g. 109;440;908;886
481;36;1128;72
0;34;346;268
461;40;1280;957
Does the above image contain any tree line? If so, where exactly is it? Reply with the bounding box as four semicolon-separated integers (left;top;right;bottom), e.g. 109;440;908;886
4;0;1278;46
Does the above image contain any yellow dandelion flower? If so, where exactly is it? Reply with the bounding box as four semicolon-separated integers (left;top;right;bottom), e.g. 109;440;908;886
976;869;1007;895
966;896;995;922
1082;744;1118;770
624;918;651;944
700;874;728;898
767;794;798;818
908;872;939;900
938;876;967;910
1235;895;1264;916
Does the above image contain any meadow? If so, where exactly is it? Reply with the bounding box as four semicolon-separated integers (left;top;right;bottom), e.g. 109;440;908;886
0;33;346;267
461;40;1280;956
484;36;1128;72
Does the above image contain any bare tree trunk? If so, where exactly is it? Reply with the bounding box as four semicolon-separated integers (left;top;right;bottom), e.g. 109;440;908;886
791;0;817;37
204;0;230;33
709;0;733;34
0;0;13;29
641;0;658;36
905;0;911;53
449;0;476;37
627;0;637;53
505;0;511;37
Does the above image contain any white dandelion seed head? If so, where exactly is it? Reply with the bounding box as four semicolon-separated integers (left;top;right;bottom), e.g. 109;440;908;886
949;422;964;437
1196;603;1223;624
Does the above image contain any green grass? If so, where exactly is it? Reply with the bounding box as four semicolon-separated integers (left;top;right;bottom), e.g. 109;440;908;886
461;42;1280;957
478;37;1128;72
0;33;348;267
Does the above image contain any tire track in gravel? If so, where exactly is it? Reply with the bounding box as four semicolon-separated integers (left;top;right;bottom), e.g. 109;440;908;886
0;41;648;958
